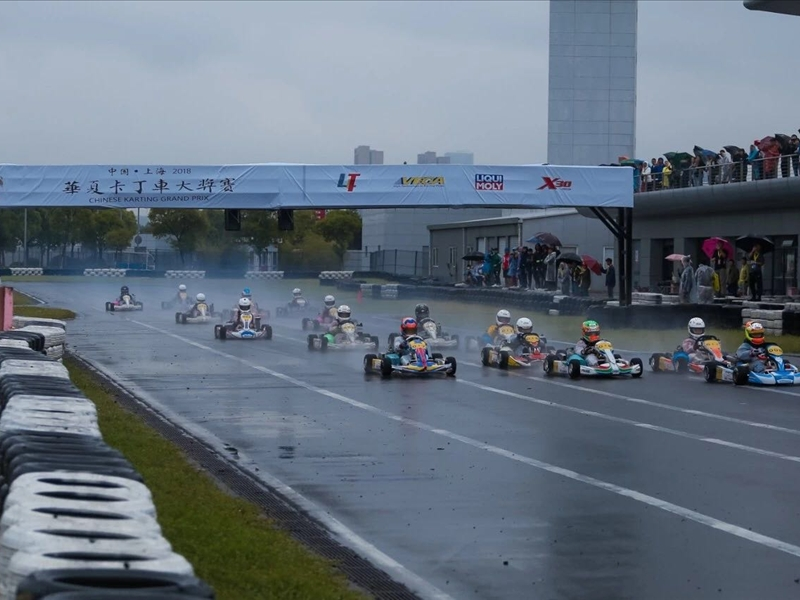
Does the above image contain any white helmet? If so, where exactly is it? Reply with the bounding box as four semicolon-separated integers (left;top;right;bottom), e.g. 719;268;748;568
324;295;336;307
239;297;252;312
496;309;511;326
196;293;205;302
178;284;187;292
337;305;351;319
293;288;302;296
688;317;705;340
516;317;533;334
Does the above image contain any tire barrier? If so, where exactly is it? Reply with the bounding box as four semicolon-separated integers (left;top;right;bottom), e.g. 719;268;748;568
164;271;205;280
0;333;214;598
318;271;354;280
10;326;67;362
82;269;127;278
9;269;44;277
244;271;284;280
12;318;66;332
741;308;784;336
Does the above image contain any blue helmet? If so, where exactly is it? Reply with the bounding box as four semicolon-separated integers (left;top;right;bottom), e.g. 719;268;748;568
242;288;252;298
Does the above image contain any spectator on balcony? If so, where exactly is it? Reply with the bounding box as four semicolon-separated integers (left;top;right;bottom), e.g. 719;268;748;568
748;143;763;180
792;135;800;176
707;155;720;186
662;160;673;188
691;156;704;187
641;161;652;192
651;158;664;190
719;149;733;183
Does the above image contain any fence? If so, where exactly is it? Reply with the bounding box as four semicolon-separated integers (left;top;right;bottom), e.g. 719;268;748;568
369;249;429;277
637;154;800;192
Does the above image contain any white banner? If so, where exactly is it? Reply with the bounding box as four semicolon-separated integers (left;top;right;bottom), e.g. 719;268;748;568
0;164;633;209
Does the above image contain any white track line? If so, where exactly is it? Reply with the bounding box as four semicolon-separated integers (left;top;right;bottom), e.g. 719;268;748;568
124;318;800;561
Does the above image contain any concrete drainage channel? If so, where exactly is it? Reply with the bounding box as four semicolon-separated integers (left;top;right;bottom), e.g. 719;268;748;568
67;351;423;600
0;323;214;599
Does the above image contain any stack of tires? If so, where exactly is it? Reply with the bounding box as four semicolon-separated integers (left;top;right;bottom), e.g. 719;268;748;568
0;336;214;598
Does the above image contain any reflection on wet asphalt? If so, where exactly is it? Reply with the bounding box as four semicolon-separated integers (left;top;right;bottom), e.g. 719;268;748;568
19;279;800;600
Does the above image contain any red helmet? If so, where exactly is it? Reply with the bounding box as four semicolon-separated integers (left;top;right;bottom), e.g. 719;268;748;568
401;317;417;335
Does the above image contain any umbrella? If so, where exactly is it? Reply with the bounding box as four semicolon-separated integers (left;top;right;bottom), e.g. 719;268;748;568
557;252;582;264
527;232;562;247
723;145;747;161
664;152;692;167
582;254;603;276
775;133;793;154
701;237;734;260
619;158;645;167
735;235;774;254
693;145;719;164
462;252;486;262
757;136;780;156
665;254;686;262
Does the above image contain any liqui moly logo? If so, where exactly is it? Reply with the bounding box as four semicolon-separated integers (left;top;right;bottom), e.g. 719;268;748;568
475;174;504;191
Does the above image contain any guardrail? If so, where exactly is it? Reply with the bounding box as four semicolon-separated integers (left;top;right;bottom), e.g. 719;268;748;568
0;316;215;598
244;271;284;280
164;270;206;279
9;269;43;277
83;269;127;277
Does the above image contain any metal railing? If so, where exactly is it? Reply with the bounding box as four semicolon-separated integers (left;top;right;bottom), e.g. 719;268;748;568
370;249;429;277
635;154;800;192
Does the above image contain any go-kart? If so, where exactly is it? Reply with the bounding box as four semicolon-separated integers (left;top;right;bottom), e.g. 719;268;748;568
161;291;191;310
302;307;337;331
481;329;555;369
105;294;143;312
175;301;216;324
704;343;800;385
275;298;313;317
364;336;456;378
214;311;273;340
308;321;379;351
650;335;732;374
543;340;643;379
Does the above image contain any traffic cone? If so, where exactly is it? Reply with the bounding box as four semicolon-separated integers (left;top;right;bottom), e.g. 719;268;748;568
356;288;363;303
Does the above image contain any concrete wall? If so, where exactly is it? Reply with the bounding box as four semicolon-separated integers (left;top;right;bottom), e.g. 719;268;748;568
548;0;637;166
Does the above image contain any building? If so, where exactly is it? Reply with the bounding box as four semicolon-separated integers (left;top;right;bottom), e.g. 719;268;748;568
744;0;800;16
354;145;384;165
416;151;451;165
548;0;637;166
444;151;475;165
428;209;616;284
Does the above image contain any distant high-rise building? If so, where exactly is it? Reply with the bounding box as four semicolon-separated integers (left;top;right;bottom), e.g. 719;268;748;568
444;151;474;165
354;145;384;165
417;151;438;164
436;156;451;164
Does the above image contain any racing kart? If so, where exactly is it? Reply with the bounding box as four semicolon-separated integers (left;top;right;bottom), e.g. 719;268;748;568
275;298;313;317
543;339;643;379
650;335;732;374
481;330;555;369
302;307;337;331
704;343;800;385
161;291;191;310
176;301;216;324
308;321;379;351
214;311;273;340
364;336;457;379
105;294;143;312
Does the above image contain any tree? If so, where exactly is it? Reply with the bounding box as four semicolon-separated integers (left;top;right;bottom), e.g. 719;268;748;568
315;210;362;265
240;210;278;256
148;209;210;265
0;210;24;265
103;210;138;256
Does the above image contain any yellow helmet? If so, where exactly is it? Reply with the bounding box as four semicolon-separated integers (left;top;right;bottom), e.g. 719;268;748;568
744;321;765;346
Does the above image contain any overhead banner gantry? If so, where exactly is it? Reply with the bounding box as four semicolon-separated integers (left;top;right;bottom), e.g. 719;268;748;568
0;163;632;210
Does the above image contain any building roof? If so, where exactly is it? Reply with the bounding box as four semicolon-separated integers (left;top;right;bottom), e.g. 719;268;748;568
744;0;800;16
427;208;581;231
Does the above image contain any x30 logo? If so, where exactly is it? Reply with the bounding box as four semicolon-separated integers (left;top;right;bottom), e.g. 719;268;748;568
537;176;572;190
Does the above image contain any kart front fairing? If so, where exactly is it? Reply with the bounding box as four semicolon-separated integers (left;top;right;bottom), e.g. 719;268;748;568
112;294;141;311
713;344;800;385
419;320;458;348
566;341;639;376
182;303;213;324
225;312;267;339
319;323;377;350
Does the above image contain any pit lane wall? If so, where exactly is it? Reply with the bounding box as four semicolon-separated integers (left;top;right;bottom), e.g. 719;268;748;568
0;293;215;598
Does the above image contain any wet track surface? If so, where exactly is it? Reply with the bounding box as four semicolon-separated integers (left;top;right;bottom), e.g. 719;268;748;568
17;279;800;600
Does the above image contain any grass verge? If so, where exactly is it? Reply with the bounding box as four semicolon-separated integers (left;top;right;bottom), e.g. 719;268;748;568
12;290;35;306
13;306;76;320
63;356;367;600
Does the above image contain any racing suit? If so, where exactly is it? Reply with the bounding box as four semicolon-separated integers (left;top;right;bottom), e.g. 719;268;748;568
574;339;600;366
480;324;502;345
417;318;440;337
680;338;700;362
736;341;768;373
230;310;254;330
329;317;355;334
291;296;307;307
188;302;207;317
393;334;426;364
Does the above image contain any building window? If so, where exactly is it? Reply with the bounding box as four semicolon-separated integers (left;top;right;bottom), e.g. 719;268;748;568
477;237;486;253
432;248;439;268
603;246;614;262
449;246;457;266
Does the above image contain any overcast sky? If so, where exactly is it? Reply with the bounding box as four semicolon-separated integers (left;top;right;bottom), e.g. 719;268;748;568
1;1;798;166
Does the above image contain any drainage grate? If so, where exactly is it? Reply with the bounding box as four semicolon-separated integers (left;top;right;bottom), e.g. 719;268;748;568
67;351;423;600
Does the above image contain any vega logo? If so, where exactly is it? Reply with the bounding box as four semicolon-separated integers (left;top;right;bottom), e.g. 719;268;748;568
337;173;361;192
396;176;445;187
537;176;572;190
475;174;503;191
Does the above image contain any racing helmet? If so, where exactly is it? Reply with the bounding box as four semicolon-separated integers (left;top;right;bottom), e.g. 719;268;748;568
337;304;351;319
516;317;533;335
324;294;336;308
496;309;511;326
241;288;252;299
120;286;129;295
238;297;252;312
581;320;601;343
401;317;418;335
745;321;765;345
196;293;205;302
688;317;705;340
414;303;430;321
178;284;187;292
293;288;302;297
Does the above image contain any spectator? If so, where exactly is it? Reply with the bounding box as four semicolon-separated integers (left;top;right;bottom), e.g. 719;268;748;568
502;249;511;286
518;247;530;289
724;259;738;297
508;250;519;288
711;241;728;297
748;244;764;301
558;261;571;295
748;143;763;180
533;244;546;289
707;155;719;186
544;246;558;290
490;249;501;287
632;164;641;193
578;263;591;297
601;258;616;299
680;256;695;303
662;160;672;189
738;257;749;297
691;156;704;187
792;134;800;177
642;161;652;192
651;158;664;190
695;260;715;304
719;149;733;183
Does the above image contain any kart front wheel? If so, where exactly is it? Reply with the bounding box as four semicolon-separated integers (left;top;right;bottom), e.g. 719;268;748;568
568;359;581;379
649;353;661;372
544;354;555;375
704;363;717;383
499;351;510;370
674;357;688;374
262;324;273;340
446;356;457;377
733;366;749;386
381;356;393;378
481;346;491;366
631;357;643;378
364;353;377;374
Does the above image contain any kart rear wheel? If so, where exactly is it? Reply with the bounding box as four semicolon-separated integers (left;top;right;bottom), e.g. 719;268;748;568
733;366;749;386
649;353;661;372
450;334;460;349
432;352;443;361
544;354;555;375
568;359;581;379
302;318;310;331
364;353;377;374
214;325;220;339
219;326;227;340
370;336;380;348
180;313;187;324
704;363;717;383
381;356;393;378
631;357;643;378
175;312;181;324
320;336;328;351
262;324;273;340
674;357;688;374
481;346;491;366
446;356;457;377
307;334;317;350
499;351;510;370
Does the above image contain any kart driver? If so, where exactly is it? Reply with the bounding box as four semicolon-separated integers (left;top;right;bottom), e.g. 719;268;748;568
393;317;420;353
189;293;208;316
509;317;535;352
414;304;434;326
574;320;602;365
176;284;188;298
321;295;337;320
736;321;770;373
231;297;253;330
240;288;261;314
328;305;355;333
291;288;306;306
679;317;708;362
118;285;134;301
483;309;513;344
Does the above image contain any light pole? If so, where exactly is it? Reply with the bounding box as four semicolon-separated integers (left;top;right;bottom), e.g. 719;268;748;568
23;209;27;267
